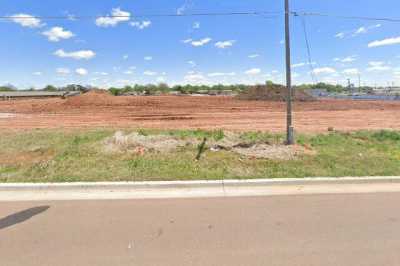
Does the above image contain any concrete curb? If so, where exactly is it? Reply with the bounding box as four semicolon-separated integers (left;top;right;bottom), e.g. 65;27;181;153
1;176;400;191
1;177;400;201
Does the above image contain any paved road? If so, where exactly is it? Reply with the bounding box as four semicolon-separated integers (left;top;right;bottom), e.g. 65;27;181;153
1;193;400;266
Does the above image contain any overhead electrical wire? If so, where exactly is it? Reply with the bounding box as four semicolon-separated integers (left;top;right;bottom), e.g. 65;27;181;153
296;14;318;84
0;11;281;20
0;11;399;22
295;12;400;23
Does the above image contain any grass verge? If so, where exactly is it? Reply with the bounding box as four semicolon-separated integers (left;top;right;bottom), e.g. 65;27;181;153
0;129;399;182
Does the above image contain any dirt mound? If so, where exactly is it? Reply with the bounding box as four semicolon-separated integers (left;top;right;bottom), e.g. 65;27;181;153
105;131;189;153
237;85;315;102
104;131;313;160
64;90;127;107
232;144;312;160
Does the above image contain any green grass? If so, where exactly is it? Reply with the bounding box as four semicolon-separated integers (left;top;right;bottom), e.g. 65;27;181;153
0;129;399;182
137;128;225;141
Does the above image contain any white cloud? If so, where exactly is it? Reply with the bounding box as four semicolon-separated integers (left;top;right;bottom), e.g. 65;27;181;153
130;20;151;30
123;54;129;60
190;38;212;47
369;61;385;67
124;70;134;75
215;40;236;49
177;6;186;15
184;73;208;84
182;38;193;44
144;56;153;61
248;54;260;59
116;79;133;85
336;24;382;39
366;61;391;72
312;67;336;75
10;13;44;28
94;72;109;76
334;55;357;63
95;8;131;27
245;68;261;75
342;56;357;63
56;68;71;75
42;27;74;42
354;27;367;35
75;68;88;76
368;36;400;48
66;13;77;21
54;49;96;60
207;72;236;77
358;24;382;36
177;1;193;15
335;32;345;39
292;62;306;68
343;68;360;75
156;77;166;83
33;72;42;76
187;61;196;67
143;71;157;76
367;66;391;72
193;22;200;29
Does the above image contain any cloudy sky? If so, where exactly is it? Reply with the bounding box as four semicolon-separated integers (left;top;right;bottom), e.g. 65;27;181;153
1;0;400;88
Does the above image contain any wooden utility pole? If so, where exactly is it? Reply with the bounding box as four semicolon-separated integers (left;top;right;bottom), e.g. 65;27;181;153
285;0;294;145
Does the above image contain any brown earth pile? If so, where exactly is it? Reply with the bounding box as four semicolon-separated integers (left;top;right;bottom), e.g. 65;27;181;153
64;90;129;107
237;85;315;102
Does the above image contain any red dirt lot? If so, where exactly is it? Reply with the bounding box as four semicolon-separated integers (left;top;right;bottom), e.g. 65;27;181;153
0;94;399;133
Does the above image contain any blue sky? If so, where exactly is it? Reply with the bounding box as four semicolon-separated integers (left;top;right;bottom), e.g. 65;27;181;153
1;0;400;88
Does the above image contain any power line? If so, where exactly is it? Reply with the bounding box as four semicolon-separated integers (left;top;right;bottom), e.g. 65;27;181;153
296;12;400;23
1;11;400;22
0;11;282;20
297;14;317;84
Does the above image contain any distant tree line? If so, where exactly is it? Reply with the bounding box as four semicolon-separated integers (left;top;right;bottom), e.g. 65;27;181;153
108;83;249;96
0;84;17;91
295;82;375;93
1;81;378;95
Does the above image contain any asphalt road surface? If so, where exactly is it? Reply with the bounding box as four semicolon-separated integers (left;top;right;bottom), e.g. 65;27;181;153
1;193;400;266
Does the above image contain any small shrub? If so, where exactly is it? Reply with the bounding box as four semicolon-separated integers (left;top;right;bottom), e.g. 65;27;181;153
372;130;400;142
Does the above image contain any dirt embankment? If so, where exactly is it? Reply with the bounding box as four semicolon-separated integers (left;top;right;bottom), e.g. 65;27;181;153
1;93;400;133
63;90;130;107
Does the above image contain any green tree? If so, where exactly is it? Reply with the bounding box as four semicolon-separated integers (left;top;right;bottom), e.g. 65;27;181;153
42;85;58;91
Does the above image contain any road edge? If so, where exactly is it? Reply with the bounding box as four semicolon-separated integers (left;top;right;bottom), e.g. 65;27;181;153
1;176;400;201
1;176;400;191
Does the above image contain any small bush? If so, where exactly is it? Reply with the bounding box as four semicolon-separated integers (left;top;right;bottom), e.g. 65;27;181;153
372;130;400;142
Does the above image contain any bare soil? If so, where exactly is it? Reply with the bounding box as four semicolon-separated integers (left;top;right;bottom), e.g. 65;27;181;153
0;93;399;133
